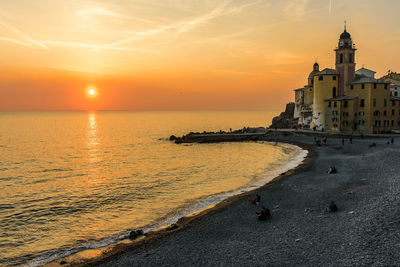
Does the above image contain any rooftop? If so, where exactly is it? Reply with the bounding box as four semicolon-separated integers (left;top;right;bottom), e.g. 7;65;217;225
348;74;389;84
317;68;339;75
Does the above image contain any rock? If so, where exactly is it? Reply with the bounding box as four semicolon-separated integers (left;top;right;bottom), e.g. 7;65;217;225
129;229;144;240
166;223;178;231
269;102;298;129
169;135;177;141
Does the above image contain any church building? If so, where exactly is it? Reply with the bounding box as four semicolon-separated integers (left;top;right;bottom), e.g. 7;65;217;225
294;25;400;134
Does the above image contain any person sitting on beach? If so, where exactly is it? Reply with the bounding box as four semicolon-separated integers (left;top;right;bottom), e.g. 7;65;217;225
251;194;261;205
327;166;337;174
256;206;271;221
325;201;338;212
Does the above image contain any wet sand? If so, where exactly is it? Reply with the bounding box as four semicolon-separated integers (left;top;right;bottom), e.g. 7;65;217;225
55;134;400;266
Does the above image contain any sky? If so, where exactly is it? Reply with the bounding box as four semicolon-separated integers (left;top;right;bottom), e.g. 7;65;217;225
0;0;399;111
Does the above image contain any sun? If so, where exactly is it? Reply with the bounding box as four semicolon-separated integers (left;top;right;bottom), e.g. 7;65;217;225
86;86;98;98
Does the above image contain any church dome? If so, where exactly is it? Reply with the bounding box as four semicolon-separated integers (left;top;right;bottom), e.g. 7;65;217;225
340;29;351;39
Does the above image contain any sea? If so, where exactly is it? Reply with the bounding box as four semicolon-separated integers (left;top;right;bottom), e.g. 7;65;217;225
0;111;307;266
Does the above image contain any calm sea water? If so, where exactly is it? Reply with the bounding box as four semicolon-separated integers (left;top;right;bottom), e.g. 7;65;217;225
0;111;306;266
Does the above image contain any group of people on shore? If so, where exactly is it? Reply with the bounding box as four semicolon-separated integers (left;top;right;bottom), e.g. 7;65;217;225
251;194;271;221
252;193;338;221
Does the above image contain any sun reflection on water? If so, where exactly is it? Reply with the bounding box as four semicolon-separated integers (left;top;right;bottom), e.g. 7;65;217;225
87;112;99;164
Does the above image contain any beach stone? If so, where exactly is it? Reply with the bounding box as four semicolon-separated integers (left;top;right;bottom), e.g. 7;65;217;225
129;230;144;240
169;135;177;141
166;224;178;231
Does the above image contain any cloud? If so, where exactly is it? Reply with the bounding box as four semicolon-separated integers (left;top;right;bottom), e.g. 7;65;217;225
90;0;261;52
0;36;33;47
40;39;159;54
0;18;49;49
77;7;122;19
283;0;310;17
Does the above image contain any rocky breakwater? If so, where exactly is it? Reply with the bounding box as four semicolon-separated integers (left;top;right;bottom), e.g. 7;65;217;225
170;127;267;144
270;102;298;129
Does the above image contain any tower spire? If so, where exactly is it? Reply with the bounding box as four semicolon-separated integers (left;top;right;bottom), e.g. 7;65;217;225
344;20;347;31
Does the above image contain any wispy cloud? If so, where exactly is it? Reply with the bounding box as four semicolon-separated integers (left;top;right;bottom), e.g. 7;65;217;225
40;39;159;54
283;0;310;17
0;36;33;47
90;0;260;52
77;7;121;19
0;18;49;49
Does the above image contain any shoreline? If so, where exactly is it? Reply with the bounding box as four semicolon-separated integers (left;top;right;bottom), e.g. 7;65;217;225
46;132;400;266
43;140;314;267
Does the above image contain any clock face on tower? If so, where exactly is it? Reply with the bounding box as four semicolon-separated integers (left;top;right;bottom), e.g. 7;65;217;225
339;40;344;47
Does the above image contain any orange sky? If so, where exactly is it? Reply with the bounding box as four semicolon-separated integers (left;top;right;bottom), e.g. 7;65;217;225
0;0;399;111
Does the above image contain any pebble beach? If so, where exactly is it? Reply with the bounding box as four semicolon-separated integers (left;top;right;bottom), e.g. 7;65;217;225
58;133;400;266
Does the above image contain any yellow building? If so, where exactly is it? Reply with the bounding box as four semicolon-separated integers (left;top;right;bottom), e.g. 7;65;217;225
294;25;400;134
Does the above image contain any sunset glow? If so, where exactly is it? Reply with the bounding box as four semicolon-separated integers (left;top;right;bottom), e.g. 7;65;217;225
87;87;98;98
0;0;399;111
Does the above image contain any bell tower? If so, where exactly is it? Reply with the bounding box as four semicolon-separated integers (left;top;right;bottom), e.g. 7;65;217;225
335;22;356;96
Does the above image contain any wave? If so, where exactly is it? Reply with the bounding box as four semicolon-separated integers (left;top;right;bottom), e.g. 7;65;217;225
27;142;307;267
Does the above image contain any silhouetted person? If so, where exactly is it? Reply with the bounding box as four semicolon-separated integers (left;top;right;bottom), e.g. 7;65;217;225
342;139;345;145
252;194;261;205
350;137;352;144
323;137;327;144
256;206;271;221
325;201;337;212
327;166;337;174
391;137;394;144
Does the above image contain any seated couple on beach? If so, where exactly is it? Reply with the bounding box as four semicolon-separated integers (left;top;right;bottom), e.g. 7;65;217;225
256;206;271;221
325;201;338;212
251;194;261;206
327;166;337;174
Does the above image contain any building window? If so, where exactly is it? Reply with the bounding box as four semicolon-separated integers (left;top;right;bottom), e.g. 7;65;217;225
374;83;377;89
361;84;365;89
384;99;387;107
350;84;354;90
340;53;343;63
384;110;387;116
375;120;381;127
385;84;388;89
318;76;323;81
349;53;353;63
373;98;376;107
392;120;394;126
392;109;395;115
396;92;398;96
333;76;337;80
328;101;331;107
344;101;348;107
334;101;337;107
332;87;337;98
392;100;396;106
360;99;365;107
